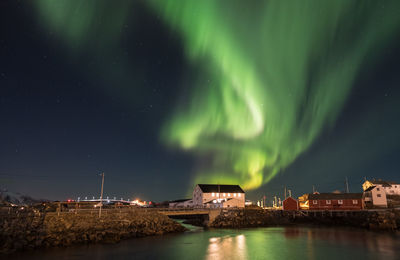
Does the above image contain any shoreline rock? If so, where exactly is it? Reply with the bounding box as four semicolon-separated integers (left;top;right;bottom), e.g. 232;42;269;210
0;209;186;254
210;208;400;231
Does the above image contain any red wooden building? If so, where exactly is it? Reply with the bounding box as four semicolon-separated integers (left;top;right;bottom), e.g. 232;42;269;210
283;197;299;210
298;193;363;210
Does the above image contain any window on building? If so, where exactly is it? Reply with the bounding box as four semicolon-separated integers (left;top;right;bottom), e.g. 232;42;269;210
391;191;394;194
313;200;318;204
228;193;231;197
395;186;398;188
377;194;382;197
212;193;215;197
216;193;219;197
338;200;343;205
238;193;241;197
352;200;358;204
234;193;237;197
326;200;331;204
377;188;380;191
223;193;226;197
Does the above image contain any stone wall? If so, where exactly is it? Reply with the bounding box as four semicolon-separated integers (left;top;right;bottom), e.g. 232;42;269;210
0;209;186;254
211;208;400;231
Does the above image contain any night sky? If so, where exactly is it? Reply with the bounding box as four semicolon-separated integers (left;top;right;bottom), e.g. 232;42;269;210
1;1;400;203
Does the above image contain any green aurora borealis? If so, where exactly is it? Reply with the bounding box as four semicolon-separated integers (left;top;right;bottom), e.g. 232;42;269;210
34;0;400;190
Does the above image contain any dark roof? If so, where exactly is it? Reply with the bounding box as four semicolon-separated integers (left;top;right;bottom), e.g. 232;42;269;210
169;199;191;203
368;180;398;187
308;193;363;200
197;184;245;193
364;186;376;192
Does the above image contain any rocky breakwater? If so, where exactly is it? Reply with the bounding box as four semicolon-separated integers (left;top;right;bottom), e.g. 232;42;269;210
0;209;186;254
210;208;400;231
210;208;292;228
367;210;399;230
293;209;399;231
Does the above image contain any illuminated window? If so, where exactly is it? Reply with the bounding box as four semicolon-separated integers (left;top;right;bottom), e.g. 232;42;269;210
228;193;231;197
238;193;241;197
234;193;237;197
352;200;358;204
338;200;343;205
212;193;215;197
313;200;318;204
216;193;219;197
326;200;331;204
223;193;226;197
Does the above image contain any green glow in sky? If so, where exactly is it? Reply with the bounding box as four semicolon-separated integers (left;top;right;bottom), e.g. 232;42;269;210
34;0;400;190
150;0;400;189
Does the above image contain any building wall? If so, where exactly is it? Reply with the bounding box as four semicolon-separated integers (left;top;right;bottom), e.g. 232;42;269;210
192;185;203;206
205;192;245;207
283;197;298;210
382;185;400;195
169;200;194;208
205;192;244;203
371;188;387;207
223;198;244;208
308;198;363;210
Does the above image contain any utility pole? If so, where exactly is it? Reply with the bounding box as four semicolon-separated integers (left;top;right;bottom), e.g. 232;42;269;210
345;177;349;193
99;172;105;218
263;195;266;208
312;185;315;193
284;186;287;200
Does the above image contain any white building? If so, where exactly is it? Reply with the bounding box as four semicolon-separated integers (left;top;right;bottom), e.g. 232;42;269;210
169;199;193;208
193;184;245;208
363;186;387;208
362;180;400;195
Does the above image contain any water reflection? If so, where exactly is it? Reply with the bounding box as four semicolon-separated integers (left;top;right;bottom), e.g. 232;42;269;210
207;234;247;260
8;226;400;260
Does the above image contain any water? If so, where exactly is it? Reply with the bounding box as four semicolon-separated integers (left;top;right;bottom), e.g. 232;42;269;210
7;225;400;260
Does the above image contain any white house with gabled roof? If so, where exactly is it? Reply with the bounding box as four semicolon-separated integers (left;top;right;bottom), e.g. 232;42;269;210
193;184;245;208
362;179;400;195
363;185;388;208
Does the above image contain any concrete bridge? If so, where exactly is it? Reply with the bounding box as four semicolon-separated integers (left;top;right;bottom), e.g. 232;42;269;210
157;208;222;225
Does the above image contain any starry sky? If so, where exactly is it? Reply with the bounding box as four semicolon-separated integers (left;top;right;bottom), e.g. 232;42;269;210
1;0;400;203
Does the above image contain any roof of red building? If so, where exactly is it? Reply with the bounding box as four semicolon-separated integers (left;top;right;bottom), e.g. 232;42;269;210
283;197;298;202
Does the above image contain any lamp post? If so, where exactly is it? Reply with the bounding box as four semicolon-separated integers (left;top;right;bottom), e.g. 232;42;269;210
99;172;105;218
